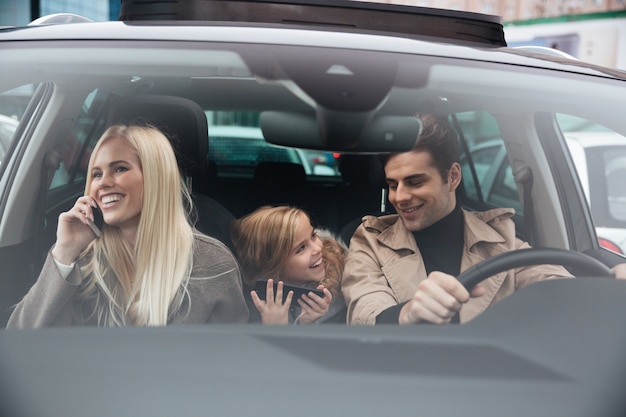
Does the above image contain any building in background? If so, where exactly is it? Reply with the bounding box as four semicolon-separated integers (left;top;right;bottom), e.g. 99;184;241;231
361;0;626;68
505;15;626;69
361;0;626;20
0;0;120;26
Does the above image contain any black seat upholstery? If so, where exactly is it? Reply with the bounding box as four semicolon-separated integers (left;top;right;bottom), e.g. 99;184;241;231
250;161;335;227
108;95;209;190
337;154;388;241
254;161;306;188
252;162;308;210
107;94;235;249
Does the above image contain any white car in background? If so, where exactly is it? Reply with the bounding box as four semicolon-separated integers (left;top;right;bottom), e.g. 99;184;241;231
0;114;18;164
566;131;626;254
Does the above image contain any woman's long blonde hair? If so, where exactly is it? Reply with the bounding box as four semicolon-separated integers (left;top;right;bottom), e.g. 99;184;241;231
231;205;344;296
79;125;194;326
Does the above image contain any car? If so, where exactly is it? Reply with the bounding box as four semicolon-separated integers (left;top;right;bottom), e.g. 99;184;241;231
301;149;341;173
1;1;626;416
564;129;626;254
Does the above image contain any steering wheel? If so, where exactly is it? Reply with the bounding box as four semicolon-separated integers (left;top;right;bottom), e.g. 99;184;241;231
457;248;614;290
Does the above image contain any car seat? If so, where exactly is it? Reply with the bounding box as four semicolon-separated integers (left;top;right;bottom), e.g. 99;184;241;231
107;94;236;251
337;154;389;244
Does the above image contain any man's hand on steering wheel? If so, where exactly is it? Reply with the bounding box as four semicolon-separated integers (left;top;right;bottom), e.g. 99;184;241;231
398;272;486;325
399;248;615;325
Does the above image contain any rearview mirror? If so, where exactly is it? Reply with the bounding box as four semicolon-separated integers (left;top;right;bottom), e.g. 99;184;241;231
261;111;421;152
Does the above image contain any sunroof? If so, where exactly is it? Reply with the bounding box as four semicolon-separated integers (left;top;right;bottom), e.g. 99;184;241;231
119;0;507;47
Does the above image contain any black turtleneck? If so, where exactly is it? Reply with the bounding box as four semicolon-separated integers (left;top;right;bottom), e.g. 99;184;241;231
376;203;464;324
412;203;464;278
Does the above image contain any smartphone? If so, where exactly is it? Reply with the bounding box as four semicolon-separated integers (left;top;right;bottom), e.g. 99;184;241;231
253;279;325;307
87;205;104;238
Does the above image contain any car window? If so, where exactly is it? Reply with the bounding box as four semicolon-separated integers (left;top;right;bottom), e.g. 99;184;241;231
207;111;340;179
0;84;37;169
49;89;109;191
456;111;523;215
489;160;521;212
557;113;626;230
460;142;501;200
208;126;302;178
556;113;614;133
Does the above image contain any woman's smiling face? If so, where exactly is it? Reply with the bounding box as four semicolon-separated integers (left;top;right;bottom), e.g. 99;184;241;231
90;136;144;239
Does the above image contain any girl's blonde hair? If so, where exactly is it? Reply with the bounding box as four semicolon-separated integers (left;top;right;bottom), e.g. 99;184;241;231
79;125;194;326
231;205;345;296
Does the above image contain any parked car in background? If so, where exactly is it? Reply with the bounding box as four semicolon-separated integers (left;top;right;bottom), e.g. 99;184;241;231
1;1;626;416
302;149;341;173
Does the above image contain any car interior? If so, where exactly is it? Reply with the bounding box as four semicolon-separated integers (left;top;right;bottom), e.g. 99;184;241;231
1;18;626;329
1;80;623;327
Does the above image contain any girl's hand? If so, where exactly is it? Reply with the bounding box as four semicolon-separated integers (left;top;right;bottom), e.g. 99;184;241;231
250;279;293;325
51;196;100;265
296;286;332;324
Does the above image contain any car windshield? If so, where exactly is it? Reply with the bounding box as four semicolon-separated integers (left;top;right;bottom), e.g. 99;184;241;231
1;28;625;297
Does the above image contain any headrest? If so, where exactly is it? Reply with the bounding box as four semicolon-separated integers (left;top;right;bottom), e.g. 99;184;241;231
339;154;386;188
254;162;306;187
107;95;209;186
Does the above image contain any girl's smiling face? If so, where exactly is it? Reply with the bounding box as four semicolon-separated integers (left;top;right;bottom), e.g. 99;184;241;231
281;214;325;285
90;136;144;240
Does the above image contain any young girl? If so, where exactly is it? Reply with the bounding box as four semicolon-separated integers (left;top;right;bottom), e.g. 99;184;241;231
231;205;347;324
8;125;248;327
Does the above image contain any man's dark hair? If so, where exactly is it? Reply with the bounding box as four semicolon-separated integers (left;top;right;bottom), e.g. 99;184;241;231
378;113;460;182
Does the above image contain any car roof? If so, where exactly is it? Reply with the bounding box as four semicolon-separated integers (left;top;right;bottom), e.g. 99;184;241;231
2;19;624;83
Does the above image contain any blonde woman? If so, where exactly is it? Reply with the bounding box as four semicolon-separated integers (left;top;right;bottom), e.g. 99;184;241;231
7;125;248;327
231;205;347;324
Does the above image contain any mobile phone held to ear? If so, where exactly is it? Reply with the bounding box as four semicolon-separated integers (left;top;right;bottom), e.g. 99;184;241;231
87;205;104;238
254;279;325;307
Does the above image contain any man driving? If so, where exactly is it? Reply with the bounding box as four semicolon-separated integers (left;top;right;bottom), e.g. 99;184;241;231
342;113;574;325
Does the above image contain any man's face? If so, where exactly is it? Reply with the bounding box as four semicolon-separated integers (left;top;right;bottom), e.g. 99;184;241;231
385;150;460;232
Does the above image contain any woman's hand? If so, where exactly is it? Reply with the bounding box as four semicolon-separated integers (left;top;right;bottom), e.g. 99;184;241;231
51;196;100;265
250;279;293;325
296;285;332;324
